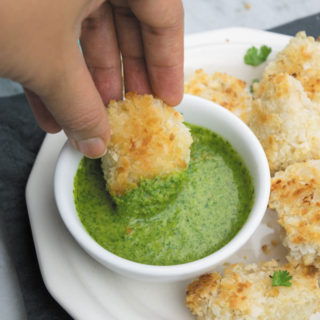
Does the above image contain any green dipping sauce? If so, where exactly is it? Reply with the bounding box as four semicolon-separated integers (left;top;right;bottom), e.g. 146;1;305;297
74;124;254;265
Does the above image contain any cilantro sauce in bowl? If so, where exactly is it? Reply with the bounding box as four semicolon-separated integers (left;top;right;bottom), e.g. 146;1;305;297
74;123;254;265
54;94;270;282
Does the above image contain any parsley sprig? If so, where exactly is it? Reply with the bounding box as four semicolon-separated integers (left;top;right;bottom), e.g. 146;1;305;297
271;270;293;287
244;45;272;66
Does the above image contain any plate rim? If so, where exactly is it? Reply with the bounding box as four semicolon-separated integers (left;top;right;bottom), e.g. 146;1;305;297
26;27;293;320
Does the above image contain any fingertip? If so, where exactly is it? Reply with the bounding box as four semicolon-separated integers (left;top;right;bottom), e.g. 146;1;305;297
159;86;184;106
67;116;111;158
72;136;109;159
151;67;184;106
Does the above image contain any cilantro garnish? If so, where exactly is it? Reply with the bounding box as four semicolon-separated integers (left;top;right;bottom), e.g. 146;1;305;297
250;78;259;93
271;270;292;287
244;45;272;66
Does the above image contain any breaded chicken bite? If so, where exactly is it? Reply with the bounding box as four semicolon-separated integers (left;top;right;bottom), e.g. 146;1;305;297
270;160;320;268
249;73;320;174
184;69;252;123
186;260;320;320
101;92;192;197
262;31;320;104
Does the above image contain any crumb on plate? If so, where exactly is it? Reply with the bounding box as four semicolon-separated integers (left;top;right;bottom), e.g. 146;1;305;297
244;2;251;9
262;244;270;254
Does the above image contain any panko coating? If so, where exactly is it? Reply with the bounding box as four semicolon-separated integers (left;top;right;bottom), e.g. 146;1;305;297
261;31;320;104
186;260;320;320
101;92;193;197
270;160;320;268
249;73;320;175
184;69;252;123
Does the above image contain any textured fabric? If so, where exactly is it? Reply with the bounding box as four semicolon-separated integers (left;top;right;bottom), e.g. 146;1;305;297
269;12;320;37
0;14;319;320
0;95;72;319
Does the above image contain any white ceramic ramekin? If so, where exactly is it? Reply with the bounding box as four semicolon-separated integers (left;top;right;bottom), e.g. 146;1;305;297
54;94;270;282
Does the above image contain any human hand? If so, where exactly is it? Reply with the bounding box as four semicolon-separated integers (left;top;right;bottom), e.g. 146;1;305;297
0;0;184;158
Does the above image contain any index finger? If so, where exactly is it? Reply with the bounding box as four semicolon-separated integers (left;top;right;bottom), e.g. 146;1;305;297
127;0;184;106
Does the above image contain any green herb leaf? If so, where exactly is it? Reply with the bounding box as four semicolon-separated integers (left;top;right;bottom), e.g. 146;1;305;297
271;270;292;287
250;78;259;93
244;45;272;66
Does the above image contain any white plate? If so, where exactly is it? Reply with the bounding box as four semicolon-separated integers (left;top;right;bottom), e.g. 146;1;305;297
26;28;320;320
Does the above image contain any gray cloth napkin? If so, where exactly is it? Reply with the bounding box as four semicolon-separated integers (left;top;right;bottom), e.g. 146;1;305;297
0;13;319;320
0;95;72;320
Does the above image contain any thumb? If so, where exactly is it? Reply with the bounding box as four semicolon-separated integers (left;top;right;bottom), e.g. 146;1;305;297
39;49;111;159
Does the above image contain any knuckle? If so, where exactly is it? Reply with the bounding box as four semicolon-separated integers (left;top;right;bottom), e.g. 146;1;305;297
62;107;107;135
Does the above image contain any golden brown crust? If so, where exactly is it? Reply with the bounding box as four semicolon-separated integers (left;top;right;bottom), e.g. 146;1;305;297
248;32;320;174
270;160;320;268
186;273;221;316
186;260;320;320
263;31;320;104
101;92;192;195
184;69;252;123
249;73;320;174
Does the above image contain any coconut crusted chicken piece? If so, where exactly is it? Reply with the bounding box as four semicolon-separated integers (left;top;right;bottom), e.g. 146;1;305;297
269;160;320;268
261;31;320;105
248;73;320;175
101;92;193;196
186;260;320;320
184;69;252;123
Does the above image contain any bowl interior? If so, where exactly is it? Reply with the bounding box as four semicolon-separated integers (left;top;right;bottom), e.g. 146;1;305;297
54;94;270;282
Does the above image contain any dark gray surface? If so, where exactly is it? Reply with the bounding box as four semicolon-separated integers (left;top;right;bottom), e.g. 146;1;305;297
0;14;319;320
0;222;26;320
0;95;72;320
269;12;320;36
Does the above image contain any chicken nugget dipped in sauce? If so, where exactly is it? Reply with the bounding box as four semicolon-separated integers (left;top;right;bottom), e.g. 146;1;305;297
101;92;193;215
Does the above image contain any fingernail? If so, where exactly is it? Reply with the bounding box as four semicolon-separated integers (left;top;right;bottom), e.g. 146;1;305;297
75;137;107;158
